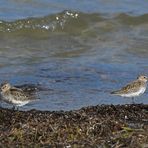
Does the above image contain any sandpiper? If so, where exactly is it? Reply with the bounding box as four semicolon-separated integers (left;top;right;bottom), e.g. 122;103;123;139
0;82;36;107
111;75;147;102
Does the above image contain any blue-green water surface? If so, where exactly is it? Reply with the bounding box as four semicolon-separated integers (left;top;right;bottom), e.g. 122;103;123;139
0;0;148;110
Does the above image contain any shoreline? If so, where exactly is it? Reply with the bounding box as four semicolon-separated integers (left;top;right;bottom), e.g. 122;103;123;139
0;104;148;147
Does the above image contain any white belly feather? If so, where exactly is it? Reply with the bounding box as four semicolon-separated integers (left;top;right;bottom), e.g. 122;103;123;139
120;87;146;97
1;92;30;106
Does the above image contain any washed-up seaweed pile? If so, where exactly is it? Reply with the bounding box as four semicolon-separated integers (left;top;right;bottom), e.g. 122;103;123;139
0;104;148;147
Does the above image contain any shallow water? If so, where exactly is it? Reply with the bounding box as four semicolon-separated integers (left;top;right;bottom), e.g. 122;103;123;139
0;1;148;110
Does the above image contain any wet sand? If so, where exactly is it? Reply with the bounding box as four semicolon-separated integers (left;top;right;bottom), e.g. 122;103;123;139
0;104;148;147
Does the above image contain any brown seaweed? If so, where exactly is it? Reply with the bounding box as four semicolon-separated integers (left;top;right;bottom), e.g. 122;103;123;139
0;104;148;147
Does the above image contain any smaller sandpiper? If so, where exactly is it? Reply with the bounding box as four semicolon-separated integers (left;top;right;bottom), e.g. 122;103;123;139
0;82;36;107
111;75;147;102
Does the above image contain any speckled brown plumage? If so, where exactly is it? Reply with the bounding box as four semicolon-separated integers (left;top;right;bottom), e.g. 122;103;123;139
111;75;147;98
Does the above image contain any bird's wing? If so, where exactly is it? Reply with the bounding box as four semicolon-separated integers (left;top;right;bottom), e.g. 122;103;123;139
11;86;23;92
10;88;29;100
117;80;142;94
111;80;143;94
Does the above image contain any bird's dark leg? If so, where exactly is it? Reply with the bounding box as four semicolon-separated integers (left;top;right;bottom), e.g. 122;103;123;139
12;105;15;110
132;97;135;104
16;106;19;111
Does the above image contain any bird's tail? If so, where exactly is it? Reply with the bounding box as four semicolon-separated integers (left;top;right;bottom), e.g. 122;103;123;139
110;90;119;95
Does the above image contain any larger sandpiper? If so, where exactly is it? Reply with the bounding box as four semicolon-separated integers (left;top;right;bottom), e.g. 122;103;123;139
0;82;36;107
111;75;147;102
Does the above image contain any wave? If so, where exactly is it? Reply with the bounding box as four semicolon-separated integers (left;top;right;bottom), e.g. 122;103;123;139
0;10;147;34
